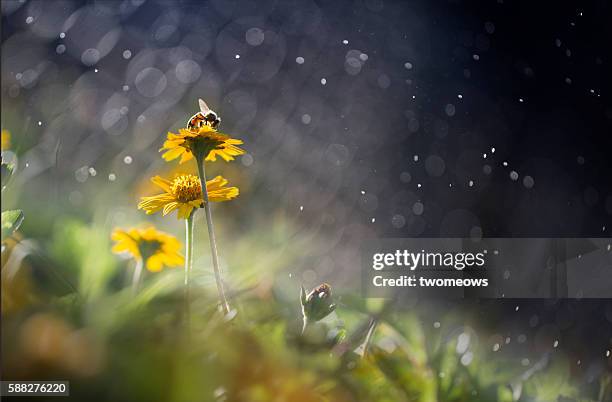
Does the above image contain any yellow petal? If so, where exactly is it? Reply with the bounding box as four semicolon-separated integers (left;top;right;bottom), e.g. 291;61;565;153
150;176;173;192
177;204;194;219
162;202;179;216
145;254;164;272
161;146;185;161
179;151;193;164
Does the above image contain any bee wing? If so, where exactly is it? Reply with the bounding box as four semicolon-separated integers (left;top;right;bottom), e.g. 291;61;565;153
198;98;211;113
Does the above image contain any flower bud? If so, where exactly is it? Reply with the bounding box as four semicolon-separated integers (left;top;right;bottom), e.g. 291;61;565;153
300;283;336;322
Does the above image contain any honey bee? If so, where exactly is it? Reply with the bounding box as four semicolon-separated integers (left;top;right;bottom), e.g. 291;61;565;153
187;98;221;129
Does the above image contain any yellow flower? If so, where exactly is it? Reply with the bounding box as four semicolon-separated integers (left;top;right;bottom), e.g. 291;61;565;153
1;129;10;151
160;126;245;163
111;226;184;272
138;174;239;219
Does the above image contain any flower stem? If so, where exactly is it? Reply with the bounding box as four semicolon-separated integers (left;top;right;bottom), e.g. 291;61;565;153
131;258;143;294
184;212;194;319
185;212;194;284
196;156;231;314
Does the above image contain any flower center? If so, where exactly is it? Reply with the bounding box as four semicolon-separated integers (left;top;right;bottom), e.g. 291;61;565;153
139;240;162;260
171;175;202;203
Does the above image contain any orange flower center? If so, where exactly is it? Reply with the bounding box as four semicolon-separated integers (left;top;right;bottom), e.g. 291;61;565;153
171;175;202;203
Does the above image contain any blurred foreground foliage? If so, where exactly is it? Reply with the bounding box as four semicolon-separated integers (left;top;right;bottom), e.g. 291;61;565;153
2;217;611;402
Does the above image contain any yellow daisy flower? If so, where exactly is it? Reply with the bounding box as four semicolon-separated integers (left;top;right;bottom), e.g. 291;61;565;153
111;227;184;272
1;129;10;151
160;126;245;163
138;174;239;219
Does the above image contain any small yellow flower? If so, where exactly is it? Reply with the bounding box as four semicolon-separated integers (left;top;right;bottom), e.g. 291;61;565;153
160;126;245;163
138;174;239;219
111;226;184;272
1;129;11;151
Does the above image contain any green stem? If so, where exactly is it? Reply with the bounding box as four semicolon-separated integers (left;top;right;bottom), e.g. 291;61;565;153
195;156;231;315
131;258;144;294
184;212;194;318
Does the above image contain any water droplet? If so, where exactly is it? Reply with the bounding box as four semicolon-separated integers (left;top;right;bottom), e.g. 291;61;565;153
404;62;413;70
400;172;412;183
445;104;456;117
135;67;167;97
342;39;349;45
123;156;133;164
299;205;304;211
108;173;116;181
320;78;327;85
234;54;240;59
122;50;132;59
88;167;97;176
461;352;473;366
391;214;406;228
241;154;253;167
296;56;305;64
301;114;311;124
456;333;471;354
81;48;100;66
510;171;519;181
245;27;265;46
59;32;66;39
75;166;89;182
25;16;33;24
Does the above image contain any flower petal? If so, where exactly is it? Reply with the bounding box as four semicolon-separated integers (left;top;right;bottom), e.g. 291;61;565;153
150;176;172;192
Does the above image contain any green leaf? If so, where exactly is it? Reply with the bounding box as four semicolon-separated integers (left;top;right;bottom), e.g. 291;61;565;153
1;209;24;238
1;160;14;190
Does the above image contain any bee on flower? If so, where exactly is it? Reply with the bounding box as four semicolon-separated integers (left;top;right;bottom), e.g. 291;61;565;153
161;100;244;164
